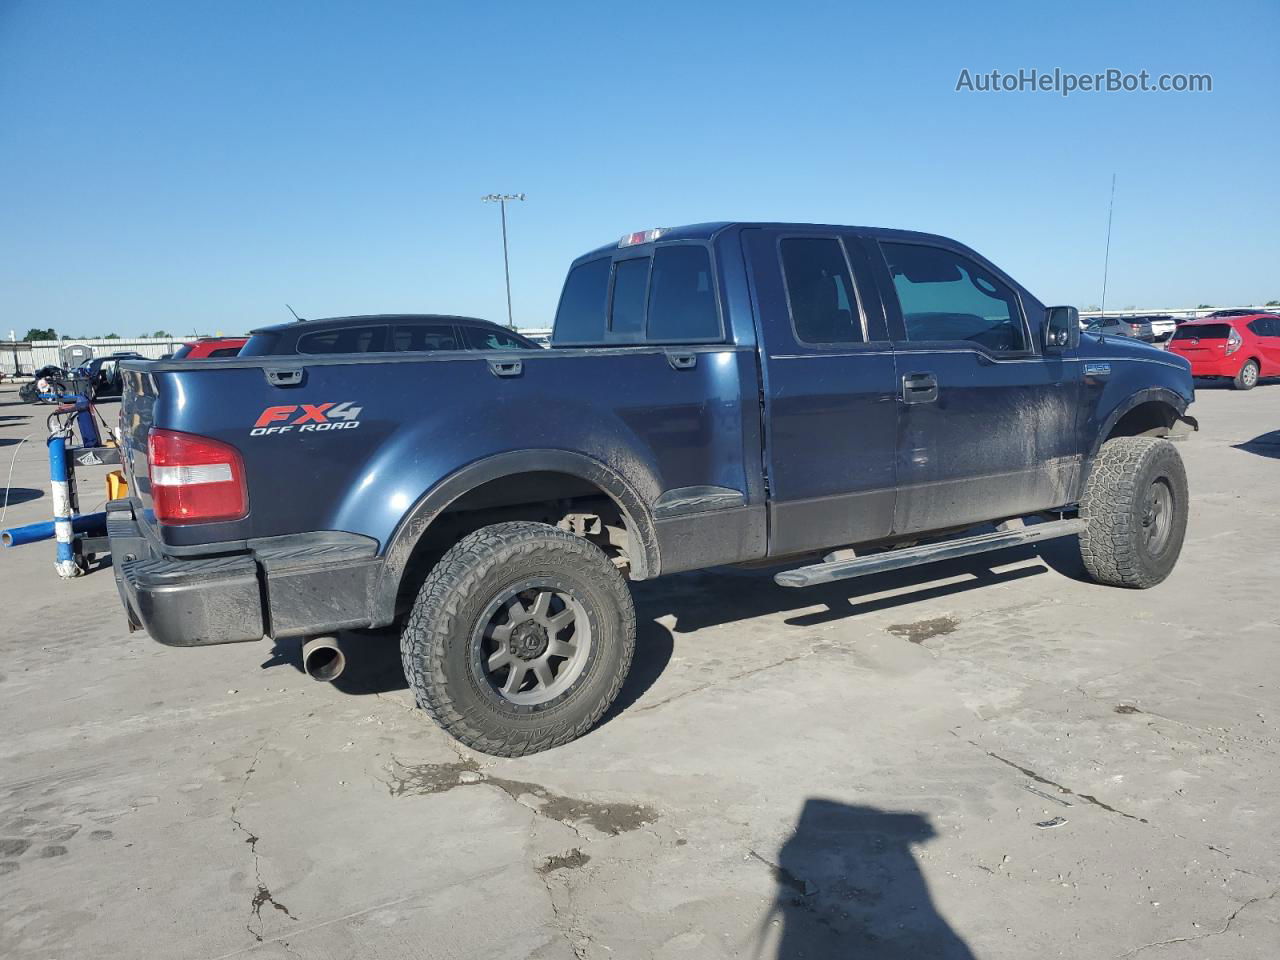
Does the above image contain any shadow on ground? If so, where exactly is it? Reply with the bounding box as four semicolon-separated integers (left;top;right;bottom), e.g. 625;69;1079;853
1233;429;1280;460
762;798;975;959
0;487;44;506
256;538;1071;732
1193;377;1279;390
633;541;1067;635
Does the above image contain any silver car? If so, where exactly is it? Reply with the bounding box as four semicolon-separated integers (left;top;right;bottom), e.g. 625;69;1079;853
1085;314;1177;343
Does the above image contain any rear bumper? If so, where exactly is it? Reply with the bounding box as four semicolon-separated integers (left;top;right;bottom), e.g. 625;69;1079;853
108;502;383;647
1174;355;1241;377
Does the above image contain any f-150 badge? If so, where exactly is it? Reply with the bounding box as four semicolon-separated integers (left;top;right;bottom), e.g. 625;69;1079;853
250;402;363;436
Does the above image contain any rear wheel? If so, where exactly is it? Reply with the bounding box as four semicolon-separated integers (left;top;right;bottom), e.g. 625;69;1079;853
400;521;635;756
1233;359;1259;390
1079;437;1188;589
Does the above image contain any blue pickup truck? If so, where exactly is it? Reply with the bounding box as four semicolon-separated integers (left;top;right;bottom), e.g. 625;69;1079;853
110;222;1197;755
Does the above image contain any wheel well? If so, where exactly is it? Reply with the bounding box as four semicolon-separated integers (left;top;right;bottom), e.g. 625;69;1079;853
394;471;639;615
1106;400;1179;441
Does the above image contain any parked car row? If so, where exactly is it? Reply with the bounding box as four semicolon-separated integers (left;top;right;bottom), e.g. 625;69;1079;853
1080;308;1280;390
1085;314;1179;342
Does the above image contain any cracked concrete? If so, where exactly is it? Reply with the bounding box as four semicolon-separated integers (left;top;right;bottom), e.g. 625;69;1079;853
1;383;1279;958
229;743;297;941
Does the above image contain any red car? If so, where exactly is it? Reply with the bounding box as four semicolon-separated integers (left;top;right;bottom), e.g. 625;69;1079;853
172;336;248;359
1167;314;1280;390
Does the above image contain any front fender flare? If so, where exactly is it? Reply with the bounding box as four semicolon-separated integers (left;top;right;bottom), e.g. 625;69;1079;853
370;449;660;625
1089;386;1191;459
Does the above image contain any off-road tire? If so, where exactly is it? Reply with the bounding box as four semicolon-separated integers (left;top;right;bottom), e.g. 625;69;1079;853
400;521;635;756
1233;359;1259;391
1079;437;1188;589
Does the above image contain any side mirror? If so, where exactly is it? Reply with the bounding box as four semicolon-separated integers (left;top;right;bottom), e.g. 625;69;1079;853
1044;306;1079;351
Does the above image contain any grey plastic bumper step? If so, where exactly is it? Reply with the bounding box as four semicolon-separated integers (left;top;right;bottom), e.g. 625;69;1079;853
774;518;1086;588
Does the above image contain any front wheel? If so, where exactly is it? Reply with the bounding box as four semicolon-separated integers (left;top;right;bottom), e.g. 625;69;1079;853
1078;437;1189;589
401;521;635;757
1233;359;1259;390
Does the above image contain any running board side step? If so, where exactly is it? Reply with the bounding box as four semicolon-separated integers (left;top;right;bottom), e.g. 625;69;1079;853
773;518;1086;588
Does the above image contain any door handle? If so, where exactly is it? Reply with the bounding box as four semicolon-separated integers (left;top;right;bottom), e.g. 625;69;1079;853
901;372;938;404
666;352;697;371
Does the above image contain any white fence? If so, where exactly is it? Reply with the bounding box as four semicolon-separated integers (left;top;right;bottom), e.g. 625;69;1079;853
22;337;187;371
1079;304;1276;321
0;342;33;377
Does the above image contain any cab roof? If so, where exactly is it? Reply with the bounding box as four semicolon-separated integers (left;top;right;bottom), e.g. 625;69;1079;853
571;221;959;265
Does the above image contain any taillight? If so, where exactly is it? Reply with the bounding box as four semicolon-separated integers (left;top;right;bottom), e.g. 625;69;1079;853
147;428;248;524
1225;328;1242;356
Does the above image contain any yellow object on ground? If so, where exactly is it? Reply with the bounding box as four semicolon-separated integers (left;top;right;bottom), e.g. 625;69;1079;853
106;470;128;500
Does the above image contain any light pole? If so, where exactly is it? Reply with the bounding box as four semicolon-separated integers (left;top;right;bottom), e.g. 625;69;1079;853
482;193;525;329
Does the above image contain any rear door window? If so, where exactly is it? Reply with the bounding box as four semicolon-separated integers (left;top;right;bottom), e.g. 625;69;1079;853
647;245;721;342
207;346;241;357
609;258;649;339
553;258;611;344
779;237;865;344
297;326;388;354
390;323;460;351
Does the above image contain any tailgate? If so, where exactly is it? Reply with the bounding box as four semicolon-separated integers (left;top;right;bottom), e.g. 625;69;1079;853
117;358;388;551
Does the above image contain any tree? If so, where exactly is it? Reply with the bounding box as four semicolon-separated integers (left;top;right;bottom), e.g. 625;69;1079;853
22;327;56;341
150;329;171;338
1197;303;1213;309
1266;300;1279;307
103;333;121;340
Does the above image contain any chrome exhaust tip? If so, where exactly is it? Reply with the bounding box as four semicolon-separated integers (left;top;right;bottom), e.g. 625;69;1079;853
302;636;345;682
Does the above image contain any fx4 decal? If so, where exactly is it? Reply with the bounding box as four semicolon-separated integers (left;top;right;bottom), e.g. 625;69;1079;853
250;402;363;436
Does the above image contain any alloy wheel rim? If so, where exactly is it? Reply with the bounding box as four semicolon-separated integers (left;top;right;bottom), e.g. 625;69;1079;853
471;580;592;707
1141;478;1174;557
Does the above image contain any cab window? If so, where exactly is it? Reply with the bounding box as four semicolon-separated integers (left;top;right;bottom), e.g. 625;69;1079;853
647;245;721;342
881;242;1028;352
609;258;649;339
553;258;611;344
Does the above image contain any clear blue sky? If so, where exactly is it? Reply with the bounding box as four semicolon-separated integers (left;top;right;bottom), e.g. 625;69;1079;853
1;0;1276;337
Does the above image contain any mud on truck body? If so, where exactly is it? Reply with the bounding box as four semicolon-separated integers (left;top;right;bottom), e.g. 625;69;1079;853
110;222;1197;755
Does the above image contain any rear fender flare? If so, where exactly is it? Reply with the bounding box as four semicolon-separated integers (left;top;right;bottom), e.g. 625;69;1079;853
371;450;659;625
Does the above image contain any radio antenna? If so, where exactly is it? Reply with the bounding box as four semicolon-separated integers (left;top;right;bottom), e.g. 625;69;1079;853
1099;174;1117;318
285;303;302;321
